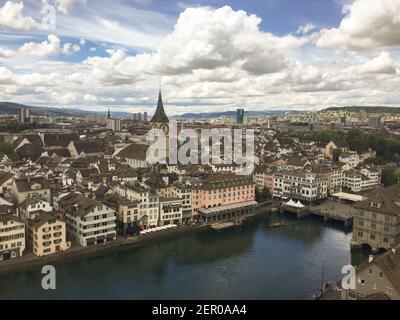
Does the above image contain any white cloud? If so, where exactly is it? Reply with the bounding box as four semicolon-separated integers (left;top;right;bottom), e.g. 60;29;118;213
19;35;80;56
297;23;316;35
0;46;14;58
0;1;41;31
83;93;97;102
317;0;400;51
53;0;87;15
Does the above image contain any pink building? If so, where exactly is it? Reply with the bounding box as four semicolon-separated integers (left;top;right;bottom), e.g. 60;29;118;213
191;173;255;218
253;166;275;194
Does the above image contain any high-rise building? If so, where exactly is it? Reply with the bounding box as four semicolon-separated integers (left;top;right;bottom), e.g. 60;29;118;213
144;112;148;122
138;113;142;121
133;113;138;121
236;109;244;124
368;116;383;128
107;109;121;132
19;108;30;124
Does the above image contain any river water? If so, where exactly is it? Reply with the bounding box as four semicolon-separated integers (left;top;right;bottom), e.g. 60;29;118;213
0;213;369;300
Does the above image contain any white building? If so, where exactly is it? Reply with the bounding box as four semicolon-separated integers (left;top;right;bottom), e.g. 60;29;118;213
107;118;121;132
60;193;117;247
342;167;381;193
339;152;361;168
116;184;159;227
0;215;25;261
273;170;328;202
159;198;183;226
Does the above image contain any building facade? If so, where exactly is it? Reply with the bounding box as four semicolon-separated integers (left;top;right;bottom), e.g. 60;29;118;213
0;215;25;261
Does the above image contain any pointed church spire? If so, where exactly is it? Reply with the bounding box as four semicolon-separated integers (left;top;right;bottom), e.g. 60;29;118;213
108;107;111;119
151;88;169;123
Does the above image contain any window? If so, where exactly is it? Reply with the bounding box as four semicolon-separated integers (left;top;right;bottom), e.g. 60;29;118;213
359;278;365;286
379;272;384;279
368;268;373;276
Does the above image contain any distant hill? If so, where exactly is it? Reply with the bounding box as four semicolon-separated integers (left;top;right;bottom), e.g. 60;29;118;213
0;102;132;118
323;106;400;114
176;110;302;119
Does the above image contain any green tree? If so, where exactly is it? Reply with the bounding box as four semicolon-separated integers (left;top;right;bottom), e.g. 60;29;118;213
0;142;19;160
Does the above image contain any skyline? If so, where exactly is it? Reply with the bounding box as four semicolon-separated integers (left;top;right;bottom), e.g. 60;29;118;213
0;0;399;115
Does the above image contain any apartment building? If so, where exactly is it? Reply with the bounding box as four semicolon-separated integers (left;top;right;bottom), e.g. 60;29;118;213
339;152;361;168
352;185;400;251
273;170;328;203
60;193;117;247
191;173;255;218
11;176;51;204
116;184;159;227
159;198;183;226
19;198;53;221
0;215;25;261
253;165;275;194
343;167;381;193
312;165;342;195
101;193;140;236
342;244;400;300
27;211;70;256
172;183;192;223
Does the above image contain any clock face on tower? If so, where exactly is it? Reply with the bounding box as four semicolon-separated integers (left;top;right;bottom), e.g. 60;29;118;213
151;122;169;135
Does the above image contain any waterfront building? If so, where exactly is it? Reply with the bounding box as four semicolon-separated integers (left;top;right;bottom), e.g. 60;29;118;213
0;215;25;261
312;164;343;195
60;193;117;247
172;183;193;223
27;211;70;257
116;184;159;228
253;165;275;194
191;173;255;218
11;177;51;204
342;167;381;193
273;170;328;203
158;197;183;226
100;193;140;236
342;243;400;300
352;185;400;251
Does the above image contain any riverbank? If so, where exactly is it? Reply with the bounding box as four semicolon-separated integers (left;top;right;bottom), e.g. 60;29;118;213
0;206;275;274
0;224;206;274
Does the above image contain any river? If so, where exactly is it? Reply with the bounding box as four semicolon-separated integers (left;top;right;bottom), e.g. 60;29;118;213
0;213;369;300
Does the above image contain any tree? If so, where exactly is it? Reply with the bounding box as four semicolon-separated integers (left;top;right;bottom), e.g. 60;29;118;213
256;186;272;202
0;142;19;160
381;167;399;187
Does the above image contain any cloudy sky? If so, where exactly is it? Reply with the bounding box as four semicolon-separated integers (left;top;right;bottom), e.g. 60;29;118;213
0;0;399;115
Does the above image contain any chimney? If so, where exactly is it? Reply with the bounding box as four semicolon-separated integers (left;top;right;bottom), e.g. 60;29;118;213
369;255;374;263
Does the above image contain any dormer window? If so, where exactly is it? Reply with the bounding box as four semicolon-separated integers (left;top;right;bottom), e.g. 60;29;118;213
371;201;382;208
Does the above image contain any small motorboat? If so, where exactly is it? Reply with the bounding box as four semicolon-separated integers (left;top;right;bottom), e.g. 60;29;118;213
269;221;286;228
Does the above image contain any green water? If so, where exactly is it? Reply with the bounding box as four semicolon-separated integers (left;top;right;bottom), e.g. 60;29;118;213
0;213;369;300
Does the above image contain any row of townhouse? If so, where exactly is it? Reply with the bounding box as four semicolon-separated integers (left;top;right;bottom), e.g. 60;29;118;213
254;163;381;201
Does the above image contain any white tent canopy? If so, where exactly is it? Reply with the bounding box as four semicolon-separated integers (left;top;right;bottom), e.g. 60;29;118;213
285;199;305;208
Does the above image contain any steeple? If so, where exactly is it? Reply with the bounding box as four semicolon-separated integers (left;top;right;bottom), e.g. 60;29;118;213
151;90;169;123
107;108;111;119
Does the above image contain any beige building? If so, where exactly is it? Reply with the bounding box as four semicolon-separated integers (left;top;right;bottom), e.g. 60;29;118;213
11;177;51;204
0;215;25;261
159;197;183;226
27;211;70;257
353;185;400;251
342;244;400;300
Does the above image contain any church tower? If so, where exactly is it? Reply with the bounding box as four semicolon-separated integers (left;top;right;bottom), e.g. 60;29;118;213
150;90;169;134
